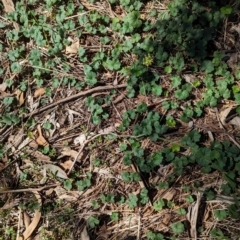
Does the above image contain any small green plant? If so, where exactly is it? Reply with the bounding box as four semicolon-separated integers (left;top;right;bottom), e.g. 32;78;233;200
64;180;72;190
75;172;92;191
210;228;230;240
99;193;115;204
110;212;119;221
146;231;166;240
153;199;165;211
171;222;185;235
214;209;227;221
85;96;109;124
126;193;138;209
88;216;99;229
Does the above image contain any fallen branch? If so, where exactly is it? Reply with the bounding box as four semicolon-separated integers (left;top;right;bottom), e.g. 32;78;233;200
0;183;60;194
25;84;126;118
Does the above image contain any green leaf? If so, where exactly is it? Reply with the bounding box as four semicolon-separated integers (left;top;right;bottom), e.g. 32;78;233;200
63;179;72;190
220;5;232;15
151;84;162;96
153;199;165;211
171;222;184;234
214;209;227;221
186;195;194;203
11;62;22;73
110;212;119;221
164;66;172;74
158;181;169;189
146;231;165;240
126;193;138;209
201;60;214;73
140;188;149;204
170;75;182;88
177;208;187;215
85;71;97;86
136;102;147;113
43;122;52;130
3;97;14;106
88;216;99;228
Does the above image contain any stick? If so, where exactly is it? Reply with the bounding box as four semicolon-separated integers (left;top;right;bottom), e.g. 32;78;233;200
25;84;127;118
0;183;60;194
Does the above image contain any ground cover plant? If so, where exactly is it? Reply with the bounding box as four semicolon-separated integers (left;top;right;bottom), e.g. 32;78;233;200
0;0;240;239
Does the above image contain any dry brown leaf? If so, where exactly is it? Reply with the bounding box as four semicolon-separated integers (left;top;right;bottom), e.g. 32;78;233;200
98;125;115;134
229;116;240;129
43;164;68;179
60;159;73;170
66;39;79;54
0;82;7;92
186;192;202;240
18;192;42;240
219;105;234;125
1;0;19;30
61;147;82;160
29;150;51;162
36;135;48;146
15;89;25;106
34;88;45;97
80;226;90;240
1;0;14;12
45;188;54;196
23;211;31;227
36;125;48;146
162;189;176;201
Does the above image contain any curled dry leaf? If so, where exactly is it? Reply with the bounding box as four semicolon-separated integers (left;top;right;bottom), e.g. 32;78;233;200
17;192;42;240
36;125;48;146
34;88;45;98
15;89;25;106
43;164;68;179
23;211;31;227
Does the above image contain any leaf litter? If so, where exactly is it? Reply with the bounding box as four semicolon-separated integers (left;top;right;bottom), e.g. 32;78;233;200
1;0;240;239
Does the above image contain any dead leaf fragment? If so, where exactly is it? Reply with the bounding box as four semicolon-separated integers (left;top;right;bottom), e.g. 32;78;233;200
80;226;90;240
43;164;68;179
1;0;19;30
34;88;45;97
66;39;79;54
1;0;14;12
162;189;176;201
0;82;7;92
74;134;87;145
229;116;240;129
36;125;48;146
219;105;234;125
61;147;82;160
15;89;25;106
60;159;73;170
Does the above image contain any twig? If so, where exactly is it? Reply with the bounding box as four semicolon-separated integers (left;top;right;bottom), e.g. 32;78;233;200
25;84;127;118
0;183;60;194
137;208;141;240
